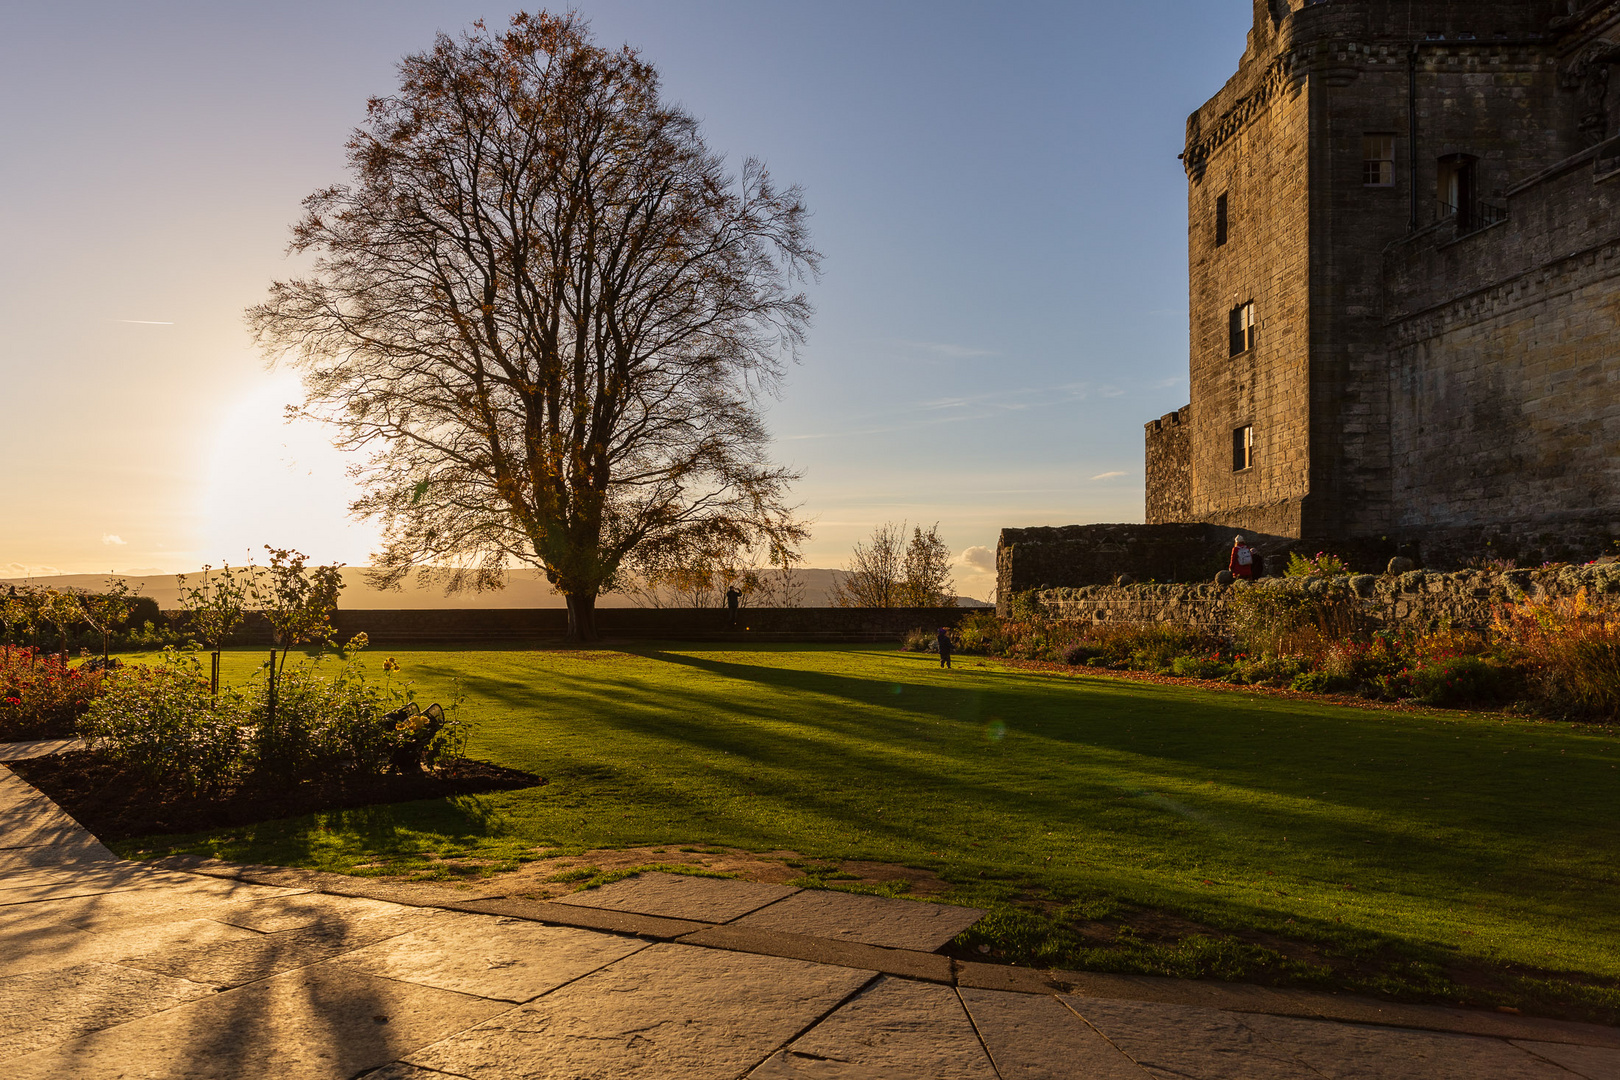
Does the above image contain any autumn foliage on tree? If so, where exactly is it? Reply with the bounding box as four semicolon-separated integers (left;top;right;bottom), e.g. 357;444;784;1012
832;522;956;609
248;12;816;640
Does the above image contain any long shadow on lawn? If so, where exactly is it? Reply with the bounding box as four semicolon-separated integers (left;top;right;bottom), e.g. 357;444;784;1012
459;652;1603;919
624;649;1611;828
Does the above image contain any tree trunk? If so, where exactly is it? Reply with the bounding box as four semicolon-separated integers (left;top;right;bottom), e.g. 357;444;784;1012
565;593;599;642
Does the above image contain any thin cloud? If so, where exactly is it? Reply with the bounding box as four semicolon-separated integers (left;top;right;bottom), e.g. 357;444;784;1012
1091;471;1127;480
101;534;127;546
1;563;63;578
890;339;1000;359
108;319;174;325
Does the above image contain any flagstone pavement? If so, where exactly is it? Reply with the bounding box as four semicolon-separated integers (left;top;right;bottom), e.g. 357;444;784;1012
2;738;1618;1079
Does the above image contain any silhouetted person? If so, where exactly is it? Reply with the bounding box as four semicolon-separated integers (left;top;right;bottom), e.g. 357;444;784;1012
725;585;742;626
936;626;953;669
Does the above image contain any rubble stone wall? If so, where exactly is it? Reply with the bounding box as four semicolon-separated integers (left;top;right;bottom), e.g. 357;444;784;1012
1033;562;1620;636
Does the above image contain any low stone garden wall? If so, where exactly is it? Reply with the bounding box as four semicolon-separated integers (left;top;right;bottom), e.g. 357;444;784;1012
158;606;987;647
1034;561;1620;636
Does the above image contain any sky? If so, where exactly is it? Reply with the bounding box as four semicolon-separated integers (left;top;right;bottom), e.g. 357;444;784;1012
0;1;1252;602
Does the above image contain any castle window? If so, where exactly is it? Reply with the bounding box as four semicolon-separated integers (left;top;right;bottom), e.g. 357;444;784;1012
1363;134;1395;187
1228;301;1256;356
1215;193;1229;246
1233;425;1254;472
1437;153;1477;218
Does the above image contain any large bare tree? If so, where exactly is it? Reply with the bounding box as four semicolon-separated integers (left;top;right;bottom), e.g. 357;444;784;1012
249;13;816;639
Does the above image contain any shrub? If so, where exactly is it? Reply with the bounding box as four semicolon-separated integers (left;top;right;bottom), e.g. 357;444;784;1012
1061;642;1101;666
80;648;468;793
1285;551;1352;577
952;610;1006;655
1408;654;1522;708
1289;670;1355;694
899;628;934;652
80;652;245;794
1493;589;1620;717
1171;655;1232;680
1229;581;1365;658
0;648;103;740
1232;654;1310;687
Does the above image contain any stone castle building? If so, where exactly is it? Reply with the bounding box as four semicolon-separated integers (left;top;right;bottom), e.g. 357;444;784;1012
1145;0;1620;564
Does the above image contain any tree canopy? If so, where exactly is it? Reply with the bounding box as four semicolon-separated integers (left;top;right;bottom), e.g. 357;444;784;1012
248;12;816;639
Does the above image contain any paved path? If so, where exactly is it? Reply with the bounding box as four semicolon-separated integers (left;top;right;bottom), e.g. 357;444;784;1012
3;747;1618;1078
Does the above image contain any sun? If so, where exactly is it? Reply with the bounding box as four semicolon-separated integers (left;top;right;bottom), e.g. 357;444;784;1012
196;373;381;568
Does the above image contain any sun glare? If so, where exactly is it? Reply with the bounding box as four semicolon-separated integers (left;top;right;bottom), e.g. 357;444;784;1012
197;374;380;568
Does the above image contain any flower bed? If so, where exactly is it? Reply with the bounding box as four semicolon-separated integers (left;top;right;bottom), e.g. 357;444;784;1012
0;648;102;741
950;585;1620;719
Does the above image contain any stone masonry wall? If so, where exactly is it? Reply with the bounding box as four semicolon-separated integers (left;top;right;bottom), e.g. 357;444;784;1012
1185;48;1312;539
1034;560;1620;637
1144;407;1192;524
1382;140;1620;546
1152;1;1609;547
161;607;985;647
995;523;1299;614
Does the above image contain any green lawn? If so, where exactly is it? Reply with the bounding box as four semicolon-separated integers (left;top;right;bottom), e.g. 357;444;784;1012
115;643;1619;1016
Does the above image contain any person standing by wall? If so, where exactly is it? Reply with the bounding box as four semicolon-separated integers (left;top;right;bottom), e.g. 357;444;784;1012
936;626;954;669
725;585;742;626
1229;535;1257;580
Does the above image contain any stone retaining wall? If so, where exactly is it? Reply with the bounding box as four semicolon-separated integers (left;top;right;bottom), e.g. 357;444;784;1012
1034;562;1620;636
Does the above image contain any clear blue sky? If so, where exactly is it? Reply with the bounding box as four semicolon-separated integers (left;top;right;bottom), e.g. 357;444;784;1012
0;1;1251;599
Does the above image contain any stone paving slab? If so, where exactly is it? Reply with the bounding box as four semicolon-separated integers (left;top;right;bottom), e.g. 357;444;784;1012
0;865;248;907
962;988;1152;1079
143;854;507;908
0;960;216;1062
3;959;511;1080
212;892;420;933
1068;995;1330;1079
680;924;954;983
1513;1040;1620;1079
450;895;711;940
399;942;874;1080
730;888;984;951
749;975;996;1079
1053;969;1620;1049
0;916;260;978
0;876;309;934
0;738;84;761
548;870;800;923
954;959;1075;996
335;912;651;1003
0;837;120;874
1237;1010;1593;1080
119;909;442;989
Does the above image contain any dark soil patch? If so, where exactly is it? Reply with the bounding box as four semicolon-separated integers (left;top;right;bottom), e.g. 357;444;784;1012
0;717;79;742
7;750;544;842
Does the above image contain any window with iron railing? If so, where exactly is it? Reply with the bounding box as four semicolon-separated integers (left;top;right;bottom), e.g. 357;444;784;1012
1436;154;1506;235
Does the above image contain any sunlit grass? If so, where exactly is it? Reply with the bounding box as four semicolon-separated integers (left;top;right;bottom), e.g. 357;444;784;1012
114;643;1620;1011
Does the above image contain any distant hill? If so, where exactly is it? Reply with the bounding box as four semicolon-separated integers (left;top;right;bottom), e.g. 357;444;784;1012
0;568;990;610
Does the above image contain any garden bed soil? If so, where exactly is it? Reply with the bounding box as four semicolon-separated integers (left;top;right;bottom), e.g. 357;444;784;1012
5;750;543;842
0;717;79;743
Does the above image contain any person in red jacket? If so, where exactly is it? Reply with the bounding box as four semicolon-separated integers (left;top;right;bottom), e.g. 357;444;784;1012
1229;535;1257;580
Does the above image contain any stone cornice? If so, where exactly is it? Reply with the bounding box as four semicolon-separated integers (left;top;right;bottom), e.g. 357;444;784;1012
1184;40;1551;180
